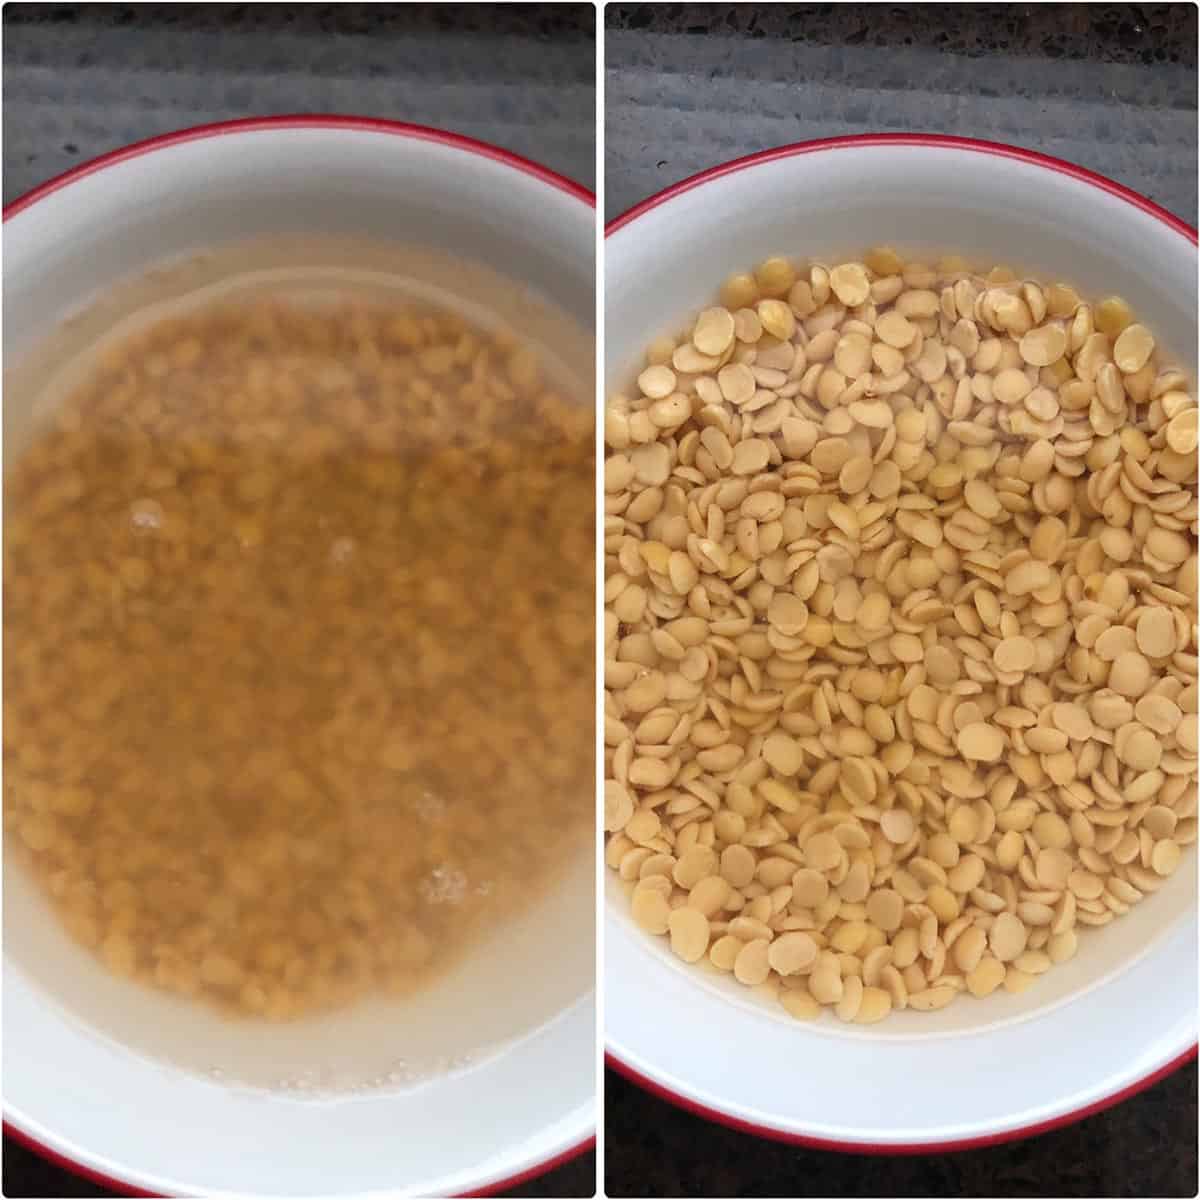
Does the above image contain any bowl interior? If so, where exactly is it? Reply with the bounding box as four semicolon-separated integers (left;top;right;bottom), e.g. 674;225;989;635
604;141;1197;1040
606;143;1196;373
4;124;596;1196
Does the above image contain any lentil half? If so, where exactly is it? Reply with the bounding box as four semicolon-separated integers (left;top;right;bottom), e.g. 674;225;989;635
605;250;1197;1024
5;291;594;1020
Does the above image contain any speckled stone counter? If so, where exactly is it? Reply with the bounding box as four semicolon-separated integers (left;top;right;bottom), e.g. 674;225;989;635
605;3;1196;222
606;1062;1197;1197
3;1;595;206
603;4;1197;1197
2;5;594;1197
2;1134;594;1200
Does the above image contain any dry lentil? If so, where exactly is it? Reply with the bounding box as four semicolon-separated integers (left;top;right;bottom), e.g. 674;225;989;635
607;249;1197;1024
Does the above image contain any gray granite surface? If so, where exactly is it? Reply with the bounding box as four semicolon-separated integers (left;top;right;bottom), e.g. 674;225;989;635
3;2;595;206
2;11;595;1198
607;2;1198;63
2;1134;595;1200
605;3;1197;222
607;1062;1198;1198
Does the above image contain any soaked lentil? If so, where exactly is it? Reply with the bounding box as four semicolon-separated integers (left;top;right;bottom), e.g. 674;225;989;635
605;249;1197;1024
6;290;594;1020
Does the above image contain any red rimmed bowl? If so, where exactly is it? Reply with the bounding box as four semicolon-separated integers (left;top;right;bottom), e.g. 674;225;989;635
4;116;595;1197
604;134;1197;1150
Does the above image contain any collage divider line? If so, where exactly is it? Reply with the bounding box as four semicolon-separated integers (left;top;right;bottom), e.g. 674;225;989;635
593;3;607;1195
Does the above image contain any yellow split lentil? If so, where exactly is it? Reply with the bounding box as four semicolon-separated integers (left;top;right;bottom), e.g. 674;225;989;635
5;291;594;1020
604;248;1197;1023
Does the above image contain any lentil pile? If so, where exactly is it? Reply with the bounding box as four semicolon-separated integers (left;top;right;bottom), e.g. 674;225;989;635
5;292;593;1020
604;250;1198;1024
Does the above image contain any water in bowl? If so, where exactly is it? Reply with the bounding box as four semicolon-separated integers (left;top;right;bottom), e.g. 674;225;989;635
3;238;595;1092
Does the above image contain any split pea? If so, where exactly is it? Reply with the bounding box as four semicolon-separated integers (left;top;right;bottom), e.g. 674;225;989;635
606;249;1197;1026
9;289;595;1022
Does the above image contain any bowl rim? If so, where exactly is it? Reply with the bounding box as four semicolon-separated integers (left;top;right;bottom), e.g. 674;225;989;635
1;1121;597;1200
3;112;595;222
603;130;1198;1152
605;131;1195;242
3;113;595;1199
605;1048;1197;1154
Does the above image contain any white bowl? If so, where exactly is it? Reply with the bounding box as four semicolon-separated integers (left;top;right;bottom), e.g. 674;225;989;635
3;116;596;1197
604;134;1198;1149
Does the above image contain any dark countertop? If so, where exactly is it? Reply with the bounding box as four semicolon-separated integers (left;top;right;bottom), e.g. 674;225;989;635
606;1063;1197;1197
3;1138;595;1200
605;2;1197;222
603;5;1196;1197
2;5;594;1198
606;2;1197;62
3;2;596;206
